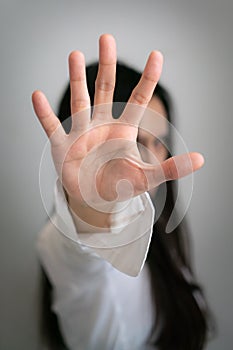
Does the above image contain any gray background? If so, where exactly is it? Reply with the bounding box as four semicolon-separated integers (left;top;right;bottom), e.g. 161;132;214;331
1;0;233;349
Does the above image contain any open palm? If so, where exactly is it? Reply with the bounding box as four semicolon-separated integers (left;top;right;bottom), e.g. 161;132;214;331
32;34;204;213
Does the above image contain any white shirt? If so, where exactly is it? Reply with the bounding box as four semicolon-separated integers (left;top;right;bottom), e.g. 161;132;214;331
37;180;156;350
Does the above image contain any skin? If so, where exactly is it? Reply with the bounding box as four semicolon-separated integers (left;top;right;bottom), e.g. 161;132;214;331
32;34;204;230
138;96;168;166
138;96;169;199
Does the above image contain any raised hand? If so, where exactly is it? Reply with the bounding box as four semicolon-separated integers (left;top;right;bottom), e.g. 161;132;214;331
32;34;204;223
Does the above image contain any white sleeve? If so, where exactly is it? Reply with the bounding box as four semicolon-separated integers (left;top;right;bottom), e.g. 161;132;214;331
38;223;132;350
37;180;155;350
53;179;155;276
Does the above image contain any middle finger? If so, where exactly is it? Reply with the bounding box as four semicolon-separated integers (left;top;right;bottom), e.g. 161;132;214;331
92;34;117;122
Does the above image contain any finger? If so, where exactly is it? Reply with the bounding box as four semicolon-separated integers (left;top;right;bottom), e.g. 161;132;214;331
32;90;66;145
143;152;205;190
69;51;90;132
120;51;163;126
92;34;117;122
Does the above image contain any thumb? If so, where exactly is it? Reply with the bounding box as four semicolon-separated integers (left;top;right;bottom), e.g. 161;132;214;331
143;152;205;190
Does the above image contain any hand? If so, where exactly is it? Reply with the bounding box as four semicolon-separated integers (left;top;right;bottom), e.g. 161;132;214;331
32;34;204;220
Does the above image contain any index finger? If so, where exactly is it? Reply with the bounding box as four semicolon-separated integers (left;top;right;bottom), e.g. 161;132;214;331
120;51;163;126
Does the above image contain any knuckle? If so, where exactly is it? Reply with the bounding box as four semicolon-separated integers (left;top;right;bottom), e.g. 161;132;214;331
164;158;178;180
132;91;149;105
46;121;58;136
72;77;85;83
95;80;114;92
72;98;90;111
143;73;157;83
93;108;108;120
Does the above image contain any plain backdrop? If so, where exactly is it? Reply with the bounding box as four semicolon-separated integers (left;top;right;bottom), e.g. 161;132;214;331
1;0;233;349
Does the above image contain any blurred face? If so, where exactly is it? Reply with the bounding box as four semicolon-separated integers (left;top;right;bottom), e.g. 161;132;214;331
137;96;169;197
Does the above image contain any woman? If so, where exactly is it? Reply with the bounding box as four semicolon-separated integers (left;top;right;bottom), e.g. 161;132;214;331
33;34;211;350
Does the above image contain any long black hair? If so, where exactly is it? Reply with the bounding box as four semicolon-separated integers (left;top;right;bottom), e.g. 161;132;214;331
40;62;213;350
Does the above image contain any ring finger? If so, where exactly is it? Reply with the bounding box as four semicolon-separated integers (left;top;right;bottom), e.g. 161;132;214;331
92;34;117;122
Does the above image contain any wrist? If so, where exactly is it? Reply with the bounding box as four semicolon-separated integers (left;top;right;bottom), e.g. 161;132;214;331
67;193;113;231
